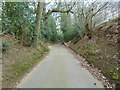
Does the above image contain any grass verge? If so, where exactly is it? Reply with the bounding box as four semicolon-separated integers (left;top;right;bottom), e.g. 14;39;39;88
2;43;49;88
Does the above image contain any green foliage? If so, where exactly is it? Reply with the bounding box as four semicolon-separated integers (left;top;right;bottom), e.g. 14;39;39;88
60;13;80;42
2;2;36;46
112;74;119;80
41;15;59;42
2;41;11;52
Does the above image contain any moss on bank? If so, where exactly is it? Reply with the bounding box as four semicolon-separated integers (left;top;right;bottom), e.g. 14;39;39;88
2;43;49;88
70;17;119;87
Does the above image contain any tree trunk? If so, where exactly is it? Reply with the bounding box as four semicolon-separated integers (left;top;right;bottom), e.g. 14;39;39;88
85;23;92;39
36;1;44;46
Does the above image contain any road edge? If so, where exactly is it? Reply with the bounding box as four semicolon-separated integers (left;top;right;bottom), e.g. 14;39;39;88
63;43;116;89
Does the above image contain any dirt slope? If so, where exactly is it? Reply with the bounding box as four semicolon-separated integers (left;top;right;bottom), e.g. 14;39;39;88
69;17;120;88
1;34;49;88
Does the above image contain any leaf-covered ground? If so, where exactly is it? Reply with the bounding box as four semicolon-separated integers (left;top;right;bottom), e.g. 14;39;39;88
69;17;120;88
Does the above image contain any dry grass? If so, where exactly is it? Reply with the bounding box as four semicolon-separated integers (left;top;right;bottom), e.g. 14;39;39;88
2;35;49;88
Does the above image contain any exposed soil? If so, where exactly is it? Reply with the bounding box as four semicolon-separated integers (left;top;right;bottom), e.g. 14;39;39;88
66;17;120;89
2;34;49;88
65;45;116;89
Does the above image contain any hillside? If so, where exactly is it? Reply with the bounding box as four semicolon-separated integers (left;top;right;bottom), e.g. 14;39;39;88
69;17;120;88
1;1;119;89
1;34;49;88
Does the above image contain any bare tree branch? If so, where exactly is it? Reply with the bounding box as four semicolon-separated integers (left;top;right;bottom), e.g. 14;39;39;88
92;2;108;18
44;2;76;20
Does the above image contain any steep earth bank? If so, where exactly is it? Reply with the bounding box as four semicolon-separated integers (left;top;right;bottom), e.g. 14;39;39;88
1;34;49;88
67;17;120;88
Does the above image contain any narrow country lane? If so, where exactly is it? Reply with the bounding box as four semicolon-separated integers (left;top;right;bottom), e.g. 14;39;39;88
17;44;104;88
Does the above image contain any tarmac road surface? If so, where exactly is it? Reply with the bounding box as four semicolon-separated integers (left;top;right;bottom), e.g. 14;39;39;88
17;44;104;88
